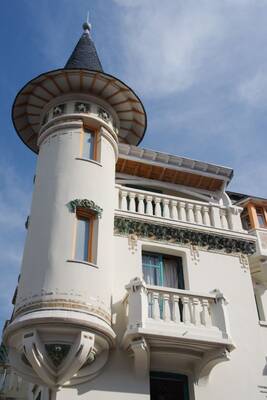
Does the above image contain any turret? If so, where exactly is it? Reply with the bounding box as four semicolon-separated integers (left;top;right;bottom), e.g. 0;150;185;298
3;21;146;389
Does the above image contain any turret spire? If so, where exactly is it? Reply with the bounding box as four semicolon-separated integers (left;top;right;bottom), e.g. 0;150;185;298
65;18;103;71
82;11;91;34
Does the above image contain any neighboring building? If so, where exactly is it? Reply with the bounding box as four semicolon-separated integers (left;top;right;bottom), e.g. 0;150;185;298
229;192;267;324
1;20;267;400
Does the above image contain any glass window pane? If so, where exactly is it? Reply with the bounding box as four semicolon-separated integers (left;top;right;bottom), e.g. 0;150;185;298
256;208;266;228
258;215;265;227
142;253;163;286
241;212;251;230
82;131;94;159
75;218;90;261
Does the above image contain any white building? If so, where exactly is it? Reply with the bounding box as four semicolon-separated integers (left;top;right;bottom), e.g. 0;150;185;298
1;20;267;400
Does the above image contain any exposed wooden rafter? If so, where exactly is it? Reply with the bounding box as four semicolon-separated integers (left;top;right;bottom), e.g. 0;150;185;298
97;79;116;96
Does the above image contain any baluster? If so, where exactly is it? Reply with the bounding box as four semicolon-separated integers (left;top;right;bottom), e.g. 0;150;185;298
229;206;243;231
178;201;187;221
120;190;128;211
220;209;229;229
172;295;180;323
192;298;201;327
210;205;221;228
163;293;171;321
152;292;161;320
201;299;212;328
129;193;136;212
186;203;195;223
226;209;233;230
154;198;162;217
137;194;145;214
146;195;153;215
194;205;203;224
163;199;170;218
182;296;191;325
170;200;178;220
202;206;211;226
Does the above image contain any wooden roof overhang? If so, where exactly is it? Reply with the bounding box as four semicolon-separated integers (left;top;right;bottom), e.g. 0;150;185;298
116;158;231;192
12;69;147;153
237;197;267;207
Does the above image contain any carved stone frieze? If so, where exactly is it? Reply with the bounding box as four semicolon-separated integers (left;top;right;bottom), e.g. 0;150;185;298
114;216;256;256
14;298;111;324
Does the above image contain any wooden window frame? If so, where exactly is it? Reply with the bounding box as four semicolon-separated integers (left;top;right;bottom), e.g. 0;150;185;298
80;126;99;161
255;206;267;228
244;203;267;230
75;208;95;263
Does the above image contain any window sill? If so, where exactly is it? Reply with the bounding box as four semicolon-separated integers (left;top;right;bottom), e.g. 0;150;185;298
259;320;267;327
75;157;102;167
67;259;99;268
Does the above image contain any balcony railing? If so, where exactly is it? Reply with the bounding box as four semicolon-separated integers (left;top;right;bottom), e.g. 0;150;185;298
116;185;244;232
122;278;234;380
123;278;233;344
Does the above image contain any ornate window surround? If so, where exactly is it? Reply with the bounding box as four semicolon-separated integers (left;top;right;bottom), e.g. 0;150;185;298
69;199;102;264
69;199;103;218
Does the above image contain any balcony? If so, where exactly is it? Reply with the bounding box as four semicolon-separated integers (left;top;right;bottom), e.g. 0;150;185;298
251;228;267;258
116;185;244;234
122;278;234;383
248;228;267;282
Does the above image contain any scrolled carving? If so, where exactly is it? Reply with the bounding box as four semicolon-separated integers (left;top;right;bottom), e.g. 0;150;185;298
98;107;110;122
69;199;103;218
53;104;65;117
74;102;90;113
114;217;256;256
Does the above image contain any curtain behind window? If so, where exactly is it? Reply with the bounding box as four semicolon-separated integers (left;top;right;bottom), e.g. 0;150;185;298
163;258;179;288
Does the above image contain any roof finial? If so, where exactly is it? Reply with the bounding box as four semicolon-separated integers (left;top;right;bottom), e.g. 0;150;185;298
83;11;91;34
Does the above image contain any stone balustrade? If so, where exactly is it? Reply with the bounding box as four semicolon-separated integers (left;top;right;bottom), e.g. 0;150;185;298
124;278;232;343
116;185;244;232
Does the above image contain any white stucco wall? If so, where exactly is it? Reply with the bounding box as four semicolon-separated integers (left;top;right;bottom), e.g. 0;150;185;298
16;124;116;315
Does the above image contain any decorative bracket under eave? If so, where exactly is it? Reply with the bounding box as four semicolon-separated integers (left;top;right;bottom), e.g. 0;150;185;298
129;337;150;378
194;348;231;386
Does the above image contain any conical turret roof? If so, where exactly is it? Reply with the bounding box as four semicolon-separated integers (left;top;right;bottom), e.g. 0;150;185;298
12;20;147;153
65;22;103;71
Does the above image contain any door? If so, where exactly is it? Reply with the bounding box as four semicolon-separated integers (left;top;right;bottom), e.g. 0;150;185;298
150;372;189;400
142;253;185;319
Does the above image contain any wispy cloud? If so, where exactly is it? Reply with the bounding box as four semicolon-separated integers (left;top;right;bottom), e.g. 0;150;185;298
237;71;267;107
112;0;267;197
9;0;267;198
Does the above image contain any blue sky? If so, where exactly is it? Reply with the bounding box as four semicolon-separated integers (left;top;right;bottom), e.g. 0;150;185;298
1;0;267;330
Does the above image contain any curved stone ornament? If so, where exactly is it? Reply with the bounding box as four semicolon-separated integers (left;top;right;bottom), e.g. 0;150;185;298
21;330;95;388
195;348;231;386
